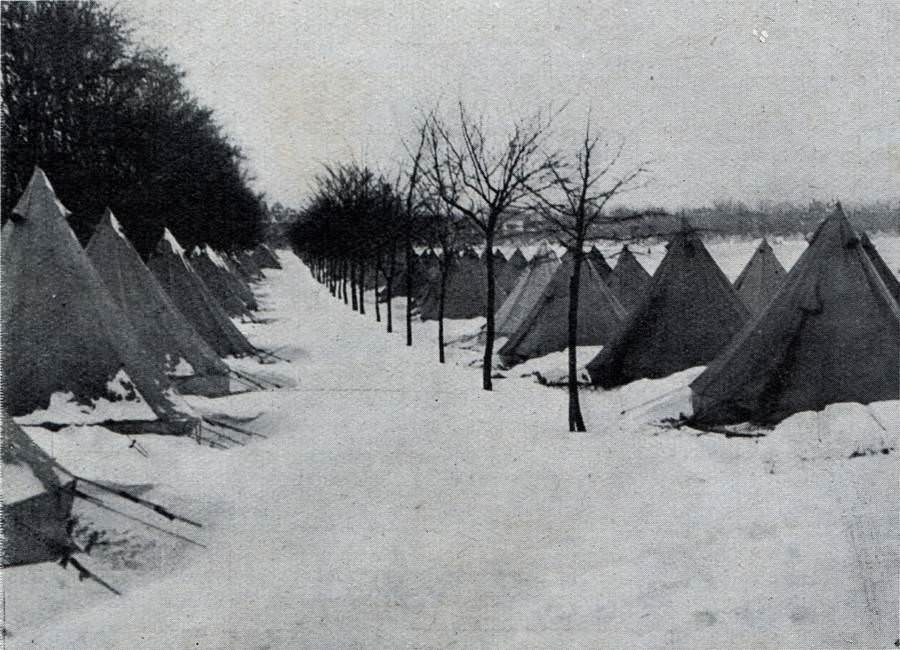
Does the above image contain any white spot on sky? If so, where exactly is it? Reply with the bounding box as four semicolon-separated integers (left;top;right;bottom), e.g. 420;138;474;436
752;28;769;43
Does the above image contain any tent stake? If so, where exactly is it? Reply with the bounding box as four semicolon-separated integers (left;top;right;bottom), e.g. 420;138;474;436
73;489;206;548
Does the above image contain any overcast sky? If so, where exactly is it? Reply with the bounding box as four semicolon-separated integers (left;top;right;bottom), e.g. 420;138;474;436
118;0;899;209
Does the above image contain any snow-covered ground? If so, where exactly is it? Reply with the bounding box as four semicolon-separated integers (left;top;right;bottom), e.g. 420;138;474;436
6;244;898;648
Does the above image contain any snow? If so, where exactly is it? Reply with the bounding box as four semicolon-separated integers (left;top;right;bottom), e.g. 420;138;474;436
160;227;186;257
6;246;897;649
105;369;140;400
3;462;48;503
107;211;128;239
14;370;159;426
165;354;195;377
505;345;603;384
196;244;230;271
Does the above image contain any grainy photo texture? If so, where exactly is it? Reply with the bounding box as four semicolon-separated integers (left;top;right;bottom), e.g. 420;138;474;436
1;1;898;647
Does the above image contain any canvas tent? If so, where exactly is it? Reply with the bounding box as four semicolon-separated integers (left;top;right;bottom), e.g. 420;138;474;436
690;208;900;425
223;253;260;303
587;246;613;279
732;239;787;315
416;251;442;292
1;169;194;433
417;249;487;320
498;248;528;295
86;210;231;397
607;245;652;313
379;253;430;301
191;245;258;318
587;222;750;388
499;256;627;366
252;243;282;269
494;243;561;338
232;250;265;283
481;248;511;303
2;413;77;567
481;248;507;269
148;229;258;359
860;233;900;301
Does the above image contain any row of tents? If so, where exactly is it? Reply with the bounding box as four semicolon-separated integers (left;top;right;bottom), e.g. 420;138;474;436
2;168;283;569
582;211;898;426
331;205;899;428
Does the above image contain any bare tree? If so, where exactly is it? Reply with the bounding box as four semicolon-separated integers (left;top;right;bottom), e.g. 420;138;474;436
375;235;399;332
420;207;469;363
372;179;403;331
429;102;561;390
399;127;429;347
419;126;475;362
295;163;404;328
529;118;660;431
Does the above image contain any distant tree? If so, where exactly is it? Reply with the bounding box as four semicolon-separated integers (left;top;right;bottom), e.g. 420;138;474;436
370;176;405;331
355;174;402;318
290;163;406;327
1;1;263;256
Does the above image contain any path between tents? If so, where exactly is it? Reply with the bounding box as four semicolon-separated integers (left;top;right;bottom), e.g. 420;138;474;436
15;252;896;649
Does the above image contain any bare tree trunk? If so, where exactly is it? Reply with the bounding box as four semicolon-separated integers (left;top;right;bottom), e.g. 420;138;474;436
386;249;396;333
359;262;366;315
342;260;348;305
333;260;338;297
482;232;496;391
350;260;358;311
405;232;413;346
386;286;393;331
374;264;382;322
438;256;449;363
337;260;342;299
329;259;336;296
568;243;587;432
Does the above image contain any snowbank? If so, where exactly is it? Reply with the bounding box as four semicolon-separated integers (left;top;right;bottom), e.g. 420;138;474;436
14;370;159;426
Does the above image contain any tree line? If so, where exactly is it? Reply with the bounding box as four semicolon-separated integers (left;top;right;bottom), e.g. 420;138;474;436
1;1;264;257
678;199;899;239
291;104;662;431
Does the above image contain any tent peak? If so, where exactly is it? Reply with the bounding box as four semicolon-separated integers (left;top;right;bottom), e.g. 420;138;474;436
818;205;860;248
101;208;128;240
12;167;71;221
193;244;229;270
531;241;556;261
159;228;187;258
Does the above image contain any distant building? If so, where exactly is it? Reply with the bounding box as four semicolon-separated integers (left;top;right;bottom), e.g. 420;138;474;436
500;210;543;236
